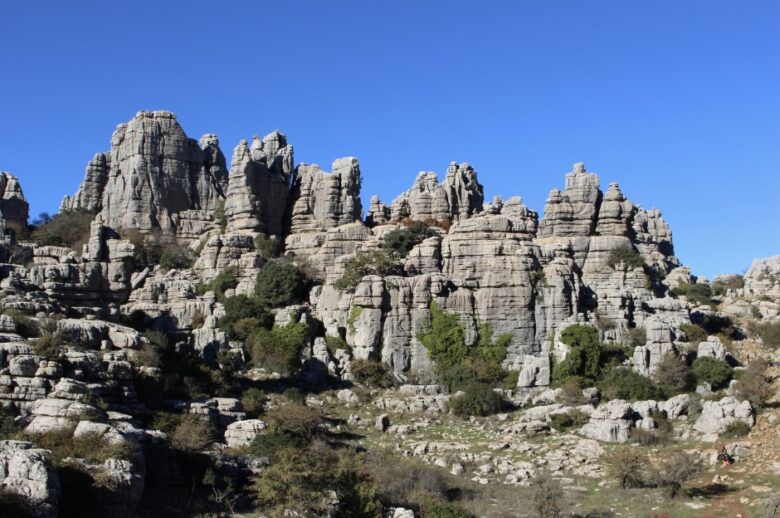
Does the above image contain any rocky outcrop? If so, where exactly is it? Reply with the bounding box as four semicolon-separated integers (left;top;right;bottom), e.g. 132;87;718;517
0;172;29;236
0;440;59;518
384;163;484;223
64;111;228;241
693;396;754;435
224;132;293;236
288;158;362;233
224;419;267;448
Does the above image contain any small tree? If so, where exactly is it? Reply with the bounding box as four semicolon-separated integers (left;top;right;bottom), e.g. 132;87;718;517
736;358;771;409
383;221;434;257
334;249;402;290
417;301;468;370
692;356;733;390
552;325;602;385
255;261;308;308
653;353;695;396
171;415;216;452
652;453;702;498
606;245;645;270
449;382;504;417
605;447;647;489
529;469;567;518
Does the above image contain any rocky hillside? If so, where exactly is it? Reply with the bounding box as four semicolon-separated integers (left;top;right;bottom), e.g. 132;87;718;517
0;110;778;517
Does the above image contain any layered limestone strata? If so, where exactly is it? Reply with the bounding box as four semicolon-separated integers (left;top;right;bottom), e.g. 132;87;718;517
0;172;29;235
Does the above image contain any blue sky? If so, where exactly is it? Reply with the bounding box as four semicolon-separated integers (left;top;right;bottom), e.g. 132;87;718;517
0;1;777;278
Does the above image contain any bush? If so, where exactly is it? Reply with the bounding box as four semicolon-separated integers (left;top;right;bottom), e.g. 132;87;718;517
420;499;473;518
418;301;468;371
158;247;195;271
249;430;307;458
549;410;589;431
692;356;733;390
368;453;454;510
325;334;349;353
439;357;508;393
653;353;695;396
26;428;134;465
29;208;95;250
599;367;662;401
3;309;39;338
670;281;714;306
265;403;323;439
334;249;402;290
529;469;567;518
552;325;602;385
241;387;266;417
196;267;238;302
721;420;751;439
606;245;645;270
350;359;394;388
255;261;308;308
754;321;780;349
0;414;20;440
473;323;511;365
556;378;588;405
652;452;702;498
254;233;282;258
31;332;70;359
736;358;771;409
383;221;434;257
627;327;647;347
449;383;504;417
680;323;708;345
247;322;308;375
220;295;272;339
251;443;381;518
605;447;647;489
171;415;216;452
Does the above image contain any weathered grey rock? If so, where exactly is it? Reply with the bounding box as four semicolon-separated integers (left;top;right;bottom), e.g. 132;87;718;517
81;111;228;240
697;336;727;361
57;319;148;350
0;440;59;518
289;158;362;233
224;419;268;448
224;132;292;236
0;172;29;235
580;400;634;443
61;153;109;212
693;396;754;434
386;163;483;223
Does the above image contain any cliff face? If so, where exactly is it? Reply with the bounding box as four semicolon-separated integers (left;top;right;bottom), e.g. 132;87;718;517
3;110;754;386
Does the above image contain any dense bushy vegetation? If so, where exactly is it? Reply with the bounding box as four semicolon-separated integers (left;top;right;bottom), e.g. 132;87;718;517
383;221;435;257
606;245;645;270
551;325;602;385
599;367;662;401
417;302;468;371
691;356;733;389
334;249;402;290
29;209;95;249
350;359;395;388
751;320;780;348
670;281;714;306
449;382;505;417
605;447;702;498
652;353;695;396
254;261;308;307
247;322;308;375
196;266;238;302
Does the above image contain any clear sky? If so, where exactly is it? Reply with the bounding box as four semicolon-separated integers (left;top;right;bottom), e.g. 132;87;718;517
1;1;777;278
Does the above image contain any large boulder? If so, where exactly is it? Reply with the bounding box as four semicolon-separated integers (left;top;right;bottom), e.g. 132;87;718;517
0;440;60;518
694;396;754;435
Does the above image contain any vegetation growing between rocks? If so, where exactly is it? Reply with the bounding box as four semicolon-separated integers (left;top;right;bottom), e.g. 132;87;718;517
335;249;402;290
29;208;96;250
606;244;645;270
382;221;435;257
196;266;238;302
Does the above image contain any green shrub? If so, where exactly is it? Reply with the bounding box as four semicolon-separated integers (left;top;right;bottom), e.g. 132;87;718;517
255;261;308;308
220;295;272;339
254;233;282;258
334;249;402;290
196;267;238;302
598;367;662;401
249;430;307;458
241;387;266;417
652;452;702;498
3;309;39;338
670;281;714;306
171;415;216;452
712;276;744;295
750;306;763;320
653;353;695;396
449;383;504;417
324;334;349;353
158;247;195;271
439;358;508;393
680;323;708;345
251;443;381;518
31;333;70;359
473;323;511;365
0;414;20;440
383;221;434;258
552;325;602;385
142;329;170;349
721;420;751;439
417;301;468;370
247;322;308;375
549;410;589;431
606;245;645;270
605;446;647;489
350;359;395;388
368;453;456;510
692;356;733;389
264;403;323;439
555;378;588;405
755;321;780;349
26;428;134;465
736;358;771;409
627;327;647;347
29;208;95;250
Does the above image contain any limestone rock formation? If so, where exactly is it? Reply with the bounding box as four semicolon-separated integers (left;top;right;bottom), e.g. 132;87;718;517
0;440;60;518
0;172;29;236
224;132;293;236
64;111;228;241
